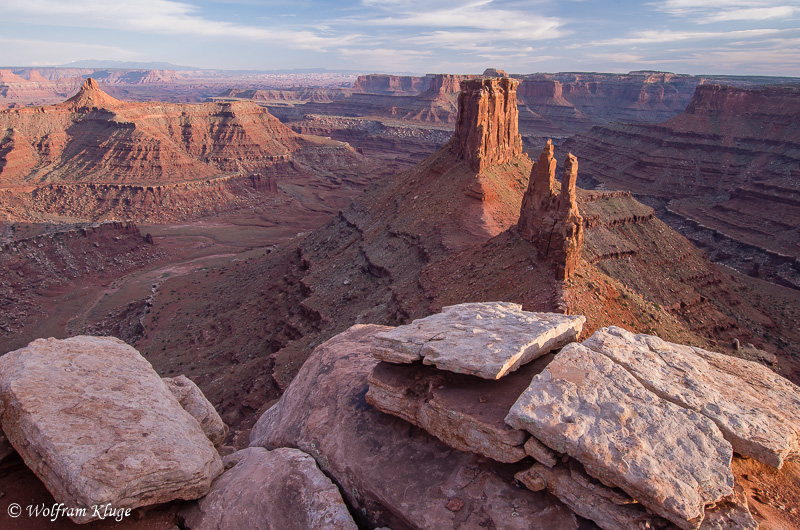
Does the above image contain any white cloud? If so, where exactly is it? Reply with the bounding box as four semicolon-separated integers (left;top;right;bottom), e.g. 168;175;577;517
592;28;781;46
0;36;139;65
357;1;563;38
651;0;800;23
0;0;357;50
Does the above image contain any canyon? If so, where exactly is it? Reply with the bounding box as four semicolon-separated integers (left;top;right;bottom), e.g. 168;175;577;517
564;83;800;289
0;66;798;529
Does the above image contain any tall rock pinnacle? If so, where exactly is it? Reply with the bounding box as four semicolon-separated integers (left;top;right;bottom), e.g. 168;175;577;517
517;141;584;281
451;77;522;172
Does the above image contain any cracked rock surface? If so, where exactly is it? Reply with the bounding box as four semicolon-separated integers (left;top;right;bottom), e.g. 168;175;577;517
181;447;356;530
583;326;800;469
506;341;734;529
370;301;585;379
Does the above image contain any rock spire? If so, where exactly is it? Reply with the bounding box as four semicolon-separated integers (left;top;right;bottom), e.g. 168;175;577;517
65;77;122;110
517;140;584;280
451;77;523;172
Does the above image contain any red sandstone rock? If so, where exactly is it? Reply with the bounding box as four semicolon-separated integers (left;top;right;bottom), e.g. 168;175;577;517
451;77;523;172
517;141;584;280
181;447;357;530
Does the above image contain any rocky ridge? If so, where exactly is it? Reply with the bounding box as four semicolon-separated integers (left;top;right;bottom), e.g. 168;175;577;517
0;78;379;222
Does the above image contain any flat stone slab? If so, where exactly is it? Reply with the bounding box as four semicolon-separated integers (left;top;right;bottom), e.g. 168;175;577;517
0;336;223;523
583;326;800;469
370;302;585;379
181;447;357;530
366;354;555;463
251;325;579;530
506;342;734;529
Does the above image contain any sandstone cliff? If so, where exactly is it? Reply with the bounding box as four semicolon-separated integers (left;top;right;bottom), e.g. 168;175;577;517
562;83;800;288
0;79;376;222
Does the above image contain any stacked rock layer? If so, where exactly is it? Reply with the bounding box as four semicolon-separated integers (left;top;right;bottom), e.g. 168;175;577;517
362;302;796;529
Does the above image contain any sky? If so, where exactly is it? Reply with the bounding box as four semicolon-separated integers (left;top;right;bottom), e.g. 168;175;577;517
0;0;798;76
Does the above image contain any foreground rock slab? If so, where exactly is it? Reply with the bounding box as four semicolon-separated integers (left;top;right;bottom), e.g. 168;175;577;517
0;336;223;523
506;342;734;529
251;325;579;530
181;447;356;530
366;354;554;463
583;326;800;469
370;302;585;379
515;460;667;530
164;375;228;447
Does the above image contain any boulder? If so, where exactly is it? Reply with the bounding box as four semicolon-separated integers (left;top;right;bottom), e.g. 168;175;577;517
515;461;667;530
181;447;356;530
370;302;585;379
164;375;228;446
583;326;800;469
506;342;734;529
365;354;555;463
0;430;13;463
251;325;579;530
0;336;223;523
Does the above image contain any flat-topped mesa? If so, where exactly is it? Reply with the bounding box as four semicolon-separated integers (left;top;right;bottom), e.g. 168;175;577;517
451;77;523;172
517;141;584;281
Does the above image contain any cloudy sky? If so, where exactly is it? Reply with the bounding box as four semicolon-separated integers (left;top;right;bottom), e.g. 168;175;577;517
0;0;798;75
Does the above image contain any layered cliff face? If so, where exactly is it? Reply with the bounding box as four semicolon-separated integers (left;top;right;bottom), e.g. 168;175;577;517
352;74;433;95
0;69;83;109
563;83;800;287
0;78;376;222
452;78;522;172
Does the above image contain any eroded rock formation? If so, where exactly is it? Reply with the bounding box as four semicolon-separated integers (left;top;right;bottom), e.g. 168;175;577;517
0;78;375;222
562;83;800;287
517;140;584;280
451;77;523;172
250;324;580;530
0;336;223;523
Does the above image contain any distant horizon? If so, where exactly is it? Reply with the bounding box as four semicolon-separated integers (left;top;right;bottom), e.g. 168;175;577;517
4;61;800;80
1;1;798;76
